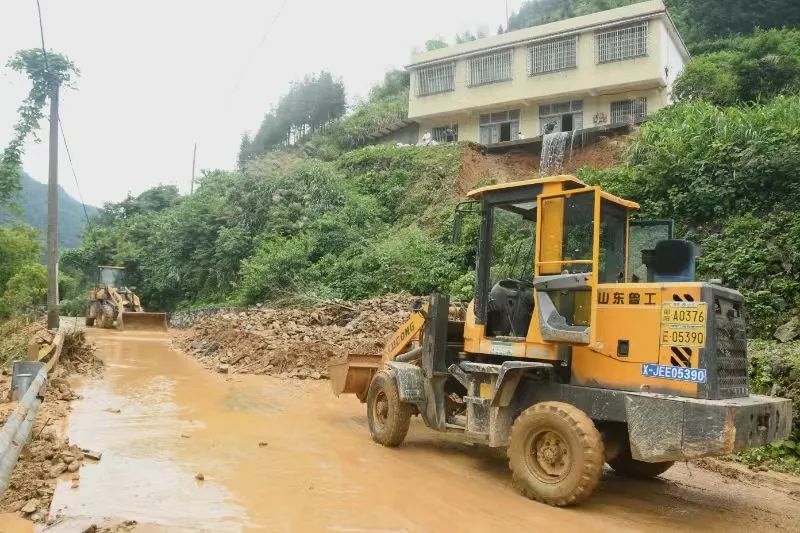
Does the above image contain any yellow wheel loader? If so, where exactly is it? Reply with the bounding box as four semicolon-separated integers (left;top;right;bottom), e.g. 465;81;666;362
330;175;792;506
85;266;167;331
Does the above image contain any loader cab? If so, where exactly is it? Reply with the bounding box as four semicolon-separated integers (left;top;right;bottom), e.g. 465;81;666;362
97;265;127;288
463;176;688;357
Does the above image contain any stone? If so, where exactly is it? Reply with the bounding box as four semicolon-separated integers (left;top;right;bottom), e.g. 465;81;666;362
195;472;205;481
774;316;800;342
190;340;203;350
258;441;268;447
216;363;230;374
49;463;67;478
21;498;39;514
8;500;25;512
67;460;81;473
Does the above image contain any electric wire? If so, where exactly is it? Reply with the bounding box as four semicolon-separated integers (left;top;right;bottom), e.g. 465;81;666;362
34;0;92;224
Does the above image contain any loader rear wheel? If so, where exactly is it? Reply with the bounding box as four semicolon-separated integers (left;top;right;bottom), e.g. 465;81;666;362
609;447;674;479
366;371;412;447
508;402;604;506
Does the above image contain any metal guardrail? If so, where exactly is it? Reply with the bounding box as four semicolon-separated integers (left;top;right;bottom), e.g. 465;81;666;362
0;322;67;494
0;363;47;493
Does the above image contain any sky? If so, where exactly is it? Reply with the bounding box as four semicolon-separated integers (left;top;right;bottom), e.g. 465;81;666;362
0;0;523;207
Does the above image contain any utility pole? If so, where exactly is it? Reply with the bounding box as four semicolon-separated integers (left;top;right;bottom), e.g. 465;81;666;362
190;142;197;194
46;83;59;330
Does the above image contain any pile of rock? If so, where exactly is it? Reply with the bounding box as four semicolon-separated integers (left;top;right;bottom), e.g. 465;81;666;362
176;296;416;378
1;432;88;522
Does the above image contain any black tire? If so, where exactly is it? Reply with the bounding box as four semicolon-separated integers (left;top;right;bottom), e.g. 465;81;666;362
609;447;674;479
366;371;412;447
508;401;604;506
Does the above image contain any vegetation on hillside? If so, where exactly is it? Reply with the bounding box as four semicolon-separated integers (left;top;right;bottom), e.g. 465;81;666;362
0;171;97;249
62;145;475;311
238;72;346;165
674;29;800;105
507;0;800;44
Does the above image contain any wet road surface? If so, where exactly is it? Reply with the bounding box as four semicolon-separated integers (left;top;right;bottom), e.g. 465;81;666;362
45;329;800;532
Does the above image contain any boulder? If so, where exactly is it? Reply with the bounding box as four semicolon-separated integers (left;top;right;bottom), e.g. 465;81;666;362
774;316;800;343
21;498;39;514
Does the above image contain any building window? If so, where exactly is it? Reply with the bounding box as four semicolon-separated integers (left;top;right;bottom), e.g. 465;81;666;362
415;62;456;96
479;110;520;144
468;49;513;87
596;22;648;64
432;124;459;143
539;100;584;134
610;97;648;124
527;36;577;76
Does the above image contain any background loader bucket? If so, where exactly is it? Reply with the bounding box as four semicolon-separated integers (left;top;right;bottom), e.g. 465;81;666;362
119;312;168;331
329;354;382;402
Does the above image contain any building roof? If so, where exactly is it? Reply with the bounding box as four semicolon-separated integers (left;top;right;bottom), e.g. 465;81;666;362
408;0;687;69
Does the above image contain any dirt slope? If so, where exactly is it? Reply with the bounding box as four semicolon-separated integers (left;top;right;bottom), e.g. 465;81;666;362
174;296;414;378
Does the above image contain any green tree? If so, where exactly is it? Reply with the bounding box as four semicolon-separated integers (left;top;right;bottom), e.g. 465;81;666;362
424;38;449;51
1;263;47;316
507;0;800;43
0;49;78;205
455;29;488;44
674;30;800;105
0;224;40;292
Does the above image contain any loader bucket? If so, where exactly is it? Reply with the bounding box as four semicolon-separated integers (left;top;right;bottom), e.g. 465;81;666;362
119;312;168;331
329;354;382;402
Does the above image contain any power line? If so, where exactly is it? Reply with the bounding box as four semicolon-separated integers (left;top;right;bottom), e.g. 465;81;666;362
229;0;289;97
35;0;50;72
58;119;91;223
34;0;92;225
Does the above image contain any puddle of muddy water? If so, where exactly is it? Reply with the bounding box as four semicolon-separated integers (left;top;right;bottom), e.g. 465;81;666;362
45;329;800;533
49;331;249;531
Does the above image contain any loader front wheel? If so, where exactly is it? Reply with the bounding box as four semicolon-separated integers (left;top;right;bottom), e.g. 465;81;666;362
609;447;673;479
508;402;604;506
96;304;115;329
366;371;412;447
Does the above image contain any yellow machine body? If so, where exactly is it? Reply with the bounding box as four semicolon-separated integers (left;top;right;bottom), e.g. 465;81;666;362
331;175;790;468
86;266;168;331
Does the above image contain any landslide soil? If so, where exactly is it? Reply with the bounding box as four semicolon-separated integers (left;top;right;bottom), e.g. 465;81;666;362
0;322;103;526
175;296;415;378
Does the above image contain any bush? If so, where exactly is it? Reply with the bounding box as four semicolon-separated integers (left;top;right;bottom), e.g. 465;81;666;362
59;295;87;317
238;233;315;304
731;339;800;473
1;263;47;316
588;97;800;226
675;29;800;106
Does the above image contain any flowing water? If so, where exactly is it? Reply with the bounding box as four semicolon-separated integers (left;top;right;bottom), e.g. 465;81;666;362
540;130;577;176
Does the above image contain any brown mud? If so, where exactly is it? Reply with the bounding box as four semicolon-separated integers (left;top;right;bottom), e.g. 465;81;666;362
0;325;103;529
175;296;414;379
44;328;800;531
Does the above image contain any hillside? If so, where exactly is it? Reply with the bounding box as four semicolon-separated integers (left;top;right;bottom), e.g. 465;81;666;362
0;171;97;249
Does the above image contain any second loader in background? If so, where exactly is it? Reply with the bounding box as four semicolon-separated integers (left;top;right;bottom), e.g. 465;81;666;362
86;266;167;331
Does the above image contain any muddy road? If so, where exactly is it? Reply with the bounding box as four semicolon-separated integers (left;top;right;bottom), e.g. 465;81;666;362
42;329;800;531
